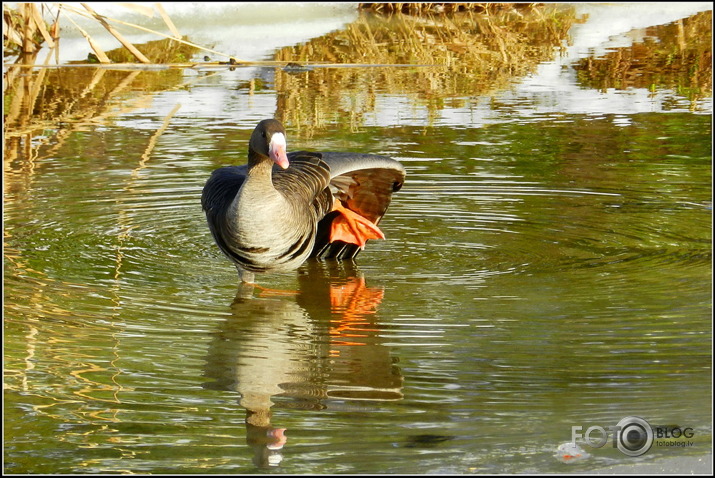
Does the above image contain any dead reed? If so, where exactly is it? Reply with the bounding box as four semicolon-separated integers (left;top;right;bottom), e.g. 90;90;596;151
572;10;712;101
3;3;58;57
3;2;233;65
358;3;537;15
273;5;576;135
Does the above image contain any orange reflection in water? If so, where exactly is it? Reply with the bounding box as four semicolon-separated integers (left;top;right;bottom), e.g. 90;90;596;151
328;276;385;352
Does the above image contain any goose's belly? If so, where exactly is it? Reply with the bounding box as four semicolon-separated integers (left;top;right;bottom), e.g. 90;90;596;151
231;196;317;272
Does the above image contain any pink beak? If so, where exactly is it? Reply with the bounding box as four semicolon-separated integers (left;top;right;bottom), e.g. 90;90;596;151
269;133;289;169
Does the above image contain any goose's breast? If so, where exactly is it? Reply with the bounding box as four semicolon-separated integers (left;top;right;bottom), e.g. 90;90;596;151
232;189;318;271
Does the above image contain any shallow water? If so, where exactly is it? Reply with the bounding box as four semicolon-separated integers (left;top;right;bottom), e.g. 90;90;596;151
3;4;712;474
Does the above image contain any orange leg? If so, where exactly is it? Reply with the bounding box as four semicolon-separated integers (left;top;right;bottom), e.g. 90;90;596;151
329;202;385;248
254;284;299;297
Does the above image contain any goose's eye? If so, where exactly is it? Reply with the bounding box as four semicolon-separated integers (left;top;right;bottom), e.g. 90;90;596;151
261;131;267;138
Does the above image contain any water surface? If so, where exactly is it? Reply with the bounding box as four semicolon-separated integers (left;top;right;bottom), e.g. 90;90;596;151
3;4;712;474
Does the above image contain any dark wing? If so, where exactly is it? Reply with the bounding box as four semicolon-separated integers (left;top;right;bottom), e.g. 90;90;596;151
201;165;249;264
311;152;406;260
275;151;333;220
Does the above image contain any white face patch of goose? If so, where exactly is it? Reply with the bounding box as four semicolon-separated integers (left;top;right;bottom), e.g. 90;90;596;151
269;132;286;151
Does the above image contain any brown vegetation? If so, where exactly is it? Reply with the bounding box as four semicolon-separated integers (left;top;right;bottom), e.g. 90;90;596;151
572;10;712;100
3;3;58;57
359;3;539;15
3;2;224;65
3;3;711;151
273;6;576;134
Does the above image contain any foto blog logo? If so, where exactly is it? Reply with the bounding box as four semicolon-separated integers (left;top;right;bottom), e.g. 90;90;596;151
571;416;695;457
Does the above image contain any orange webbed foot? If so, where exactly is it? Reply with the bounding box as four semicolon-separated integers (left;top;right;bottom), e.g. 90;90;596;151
329;203;385;248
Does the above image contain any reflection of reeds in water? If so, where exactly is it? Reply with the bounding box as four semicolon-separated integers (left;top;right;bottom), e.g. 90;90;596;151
3;66;179;164
2;54;219;210
274;7;576;134
86;36;199;64
572;10;712;105
3;36;201;155
359;2;528;15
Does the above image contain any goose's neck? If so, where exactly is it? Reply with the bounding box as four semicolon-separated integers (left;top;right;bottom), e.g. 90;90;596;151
246;152;276;188
232;152;282;220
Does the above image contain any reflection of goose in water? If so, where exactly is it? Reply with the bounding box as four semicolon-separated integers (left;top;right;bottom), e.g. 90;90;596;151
203;262;402;468
297;262;403;402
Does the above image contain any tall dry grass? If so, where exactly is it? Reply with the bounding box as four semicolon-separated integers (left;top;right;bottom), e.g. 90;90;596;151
572;10;712;103
273;6;577;135
3;2;230;65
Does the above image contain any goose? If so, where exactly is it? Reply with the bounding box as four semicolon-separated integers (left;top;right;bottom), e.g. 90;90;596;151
201;119;405;283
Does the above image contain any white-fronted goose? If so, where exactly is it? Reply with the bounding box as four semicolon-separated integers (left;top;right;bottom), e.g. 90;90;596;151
201;119;405;283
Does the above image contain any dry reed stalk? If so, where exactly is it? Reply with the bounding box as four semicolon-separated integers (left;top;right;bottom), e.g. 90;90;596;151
58;2;237;63
271;5;577;133
81;3;151;63
7;2;231;65
28;3;55;48
22;3;34;54
117;3;155;17
154;3;181;39
60;8;111;63
3;10;23;48
360;3;516;14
